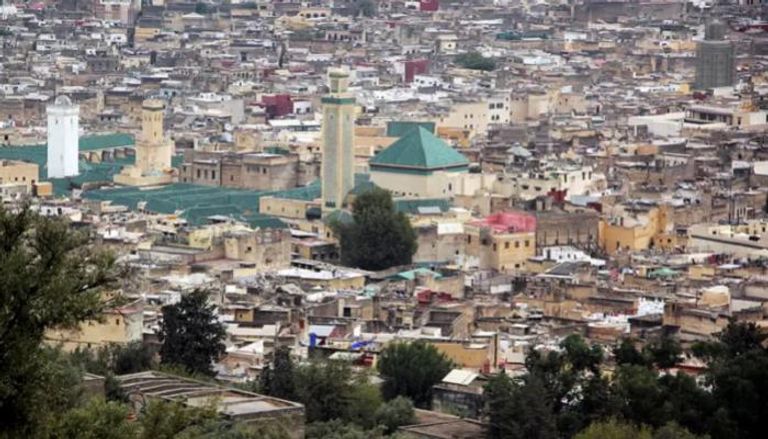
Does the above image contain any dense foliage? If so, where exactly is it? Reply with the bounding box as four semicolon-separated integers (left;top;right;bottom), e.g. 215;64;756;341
333;188;417;271
455;52;497;71
72;341;155;377
50;397;289;439
378;340;454;408
352;0;377;17
485;324;768;439
259;346;297;401
0;206;266;438
0;205;116;437
256;352;416;436
158;289;226;376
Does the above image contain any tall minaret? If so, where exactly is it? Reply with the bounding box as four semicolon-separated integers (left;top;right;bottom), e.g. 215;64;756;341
135;99;171;176
114;98;174;186
321;68;355;210
46;95;80;178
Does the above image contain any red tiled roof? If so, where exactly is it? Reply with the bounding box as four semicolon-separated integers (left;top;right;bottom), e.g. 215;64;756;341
469;211;536;234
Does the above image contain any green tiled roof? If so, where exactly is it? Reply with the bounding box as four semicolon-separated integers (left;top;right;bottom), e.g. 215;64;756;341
0;133;138;195
386;121;436;137
83;183;301;228
370;127;469;170
78;133;134;151
390;268;443;281
394;198;451;215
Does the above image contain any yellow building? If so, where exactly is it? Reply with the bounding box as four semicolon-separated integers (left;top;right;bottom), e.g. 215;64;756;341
464;212;537;272
45;301;143;351
223;228;292;270
278;260;366;289
436;101;490;138
0;159;39;189
431;341;495;370
599;205;670;255
260;196;318;220
133;26;161;44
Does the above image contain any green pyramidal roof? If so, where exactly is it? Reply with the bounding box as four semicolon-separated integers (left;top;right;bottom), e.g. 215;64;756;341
369;127;469;170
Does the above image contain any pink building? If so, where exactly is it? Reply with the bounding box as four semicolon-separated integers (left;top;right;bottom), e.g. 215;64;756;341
420;0;439;12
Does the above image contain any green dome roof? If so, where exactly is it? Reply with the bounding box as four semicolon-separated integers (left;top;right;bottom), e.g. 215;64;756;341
370;127;469;171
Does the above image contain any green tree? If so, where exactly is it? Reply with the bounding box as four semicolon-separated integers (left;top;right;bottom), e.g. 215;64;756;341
614;365;664;427
53;396;288;439
525;349;578;415
614;338;649;367
174;418;291;439
344;376;384;429
333;188;417;271
0;205;115;437
701;329;768;438
577;375;620;427
575;419;653;439
257;355;391;429
374;396;416;434
72;342;155;376
306;420;379;439
561;334;603;374
484;373;558;439
485;373;518;439
195;2;209;14
653;422;710;439
455;52;497;71
158;290;226;377
52;398;137;439
259;346;297;401
352;0;377;17
294;360;357;423
656;373;714;435
139;400;219;439
693;320;767;361
644;334;682;369
377;341;453;408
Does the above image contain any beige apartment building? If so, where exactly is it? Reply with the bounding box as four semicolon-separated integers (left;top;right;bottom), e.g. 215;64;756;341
45;300;143;351
0;160;39;189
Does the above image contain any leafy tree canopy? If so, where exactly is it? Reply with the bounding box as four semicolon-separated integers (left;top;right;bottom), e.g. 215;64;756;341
0;205;116;437
52;398;138;439
333;188;417;271
374;396;416;434
259;346;297;401
485;373;558;439
158;290;226;377
352;0;377;17
575;419;653;439
455;52;497;71
378;341;453;408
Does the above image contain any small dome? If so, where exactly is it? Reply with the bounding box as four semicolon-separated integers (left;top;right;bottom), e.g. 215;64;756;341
54;95;72;106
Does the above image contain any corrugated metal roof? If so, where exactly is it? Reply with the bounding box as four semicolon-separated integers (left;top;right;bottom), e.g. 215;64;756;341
442;369;479;386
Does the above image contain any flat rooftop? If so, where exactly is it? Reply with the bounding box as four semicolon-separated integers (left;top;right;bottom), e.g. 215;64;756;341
116;371;303;418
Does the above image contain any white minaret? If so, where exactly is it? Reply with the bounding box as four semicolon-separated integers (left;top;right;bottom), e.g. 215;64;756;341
46;95;80;178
